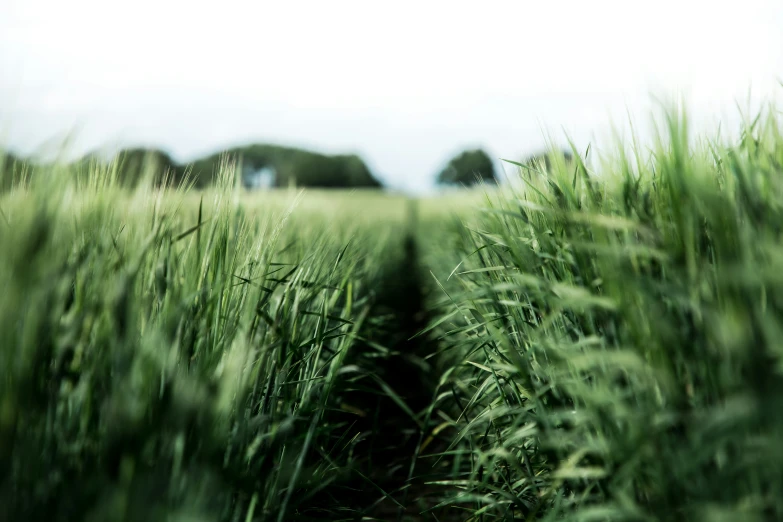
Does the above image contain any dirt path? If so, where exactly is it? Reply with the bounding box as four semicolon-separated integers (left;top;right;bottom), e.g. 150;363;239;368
354;214;461;521
300;202;461;521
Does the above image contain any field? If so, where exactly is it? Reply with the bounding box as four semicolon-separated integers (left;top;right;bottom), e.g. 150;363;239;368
2;106;783;522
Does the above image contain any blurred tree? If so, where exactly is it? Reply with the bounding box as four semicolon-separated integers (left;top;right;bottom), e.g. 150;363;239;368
7;144;382;191
335;154;382;188
190;145;382;189
436;149;496;186
112;148;184;188
277;153;381;188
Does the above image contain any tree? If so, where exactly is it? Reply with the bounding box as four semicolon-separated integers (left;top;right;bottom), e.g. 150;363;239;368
112;148;183;188
278;153;381;188
436;148;496;186
333;154;382;188
189;145;383;189
59;143;383;191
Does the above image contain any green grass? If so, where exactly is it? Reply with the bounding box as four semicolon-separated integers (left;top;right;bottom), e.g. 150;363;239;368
2;102;783;521
423;105;783;521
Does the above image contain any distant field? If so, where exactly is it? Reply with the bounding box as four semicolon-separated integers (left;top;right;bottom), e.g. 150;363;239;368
2;106;782;521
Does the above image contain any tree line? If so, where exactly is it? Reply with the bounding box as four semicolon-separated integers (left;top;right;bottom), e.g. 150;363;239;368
1;143;575;190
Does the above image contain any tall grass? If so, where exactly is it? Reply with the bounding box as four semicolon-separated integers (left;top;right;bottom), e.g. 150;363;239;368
425;105;783;520
3;102;783;522
0;159;417;521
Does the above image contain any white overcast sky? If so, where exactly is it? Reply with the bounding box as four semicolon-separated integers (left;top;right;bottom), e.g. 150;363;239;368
1;0;782;191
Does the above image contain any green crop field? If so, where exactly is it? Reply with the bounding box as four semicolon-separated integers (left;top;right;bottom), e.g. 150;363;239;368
2;105;782;522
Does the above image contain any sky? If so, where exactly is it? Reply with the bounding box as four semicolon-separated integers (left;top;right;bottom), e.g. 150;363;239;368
1;0;782;192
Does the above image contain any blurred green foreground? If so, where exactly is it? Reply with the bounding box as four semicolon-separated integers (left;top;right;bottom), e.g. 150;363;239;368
1;106;782;521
